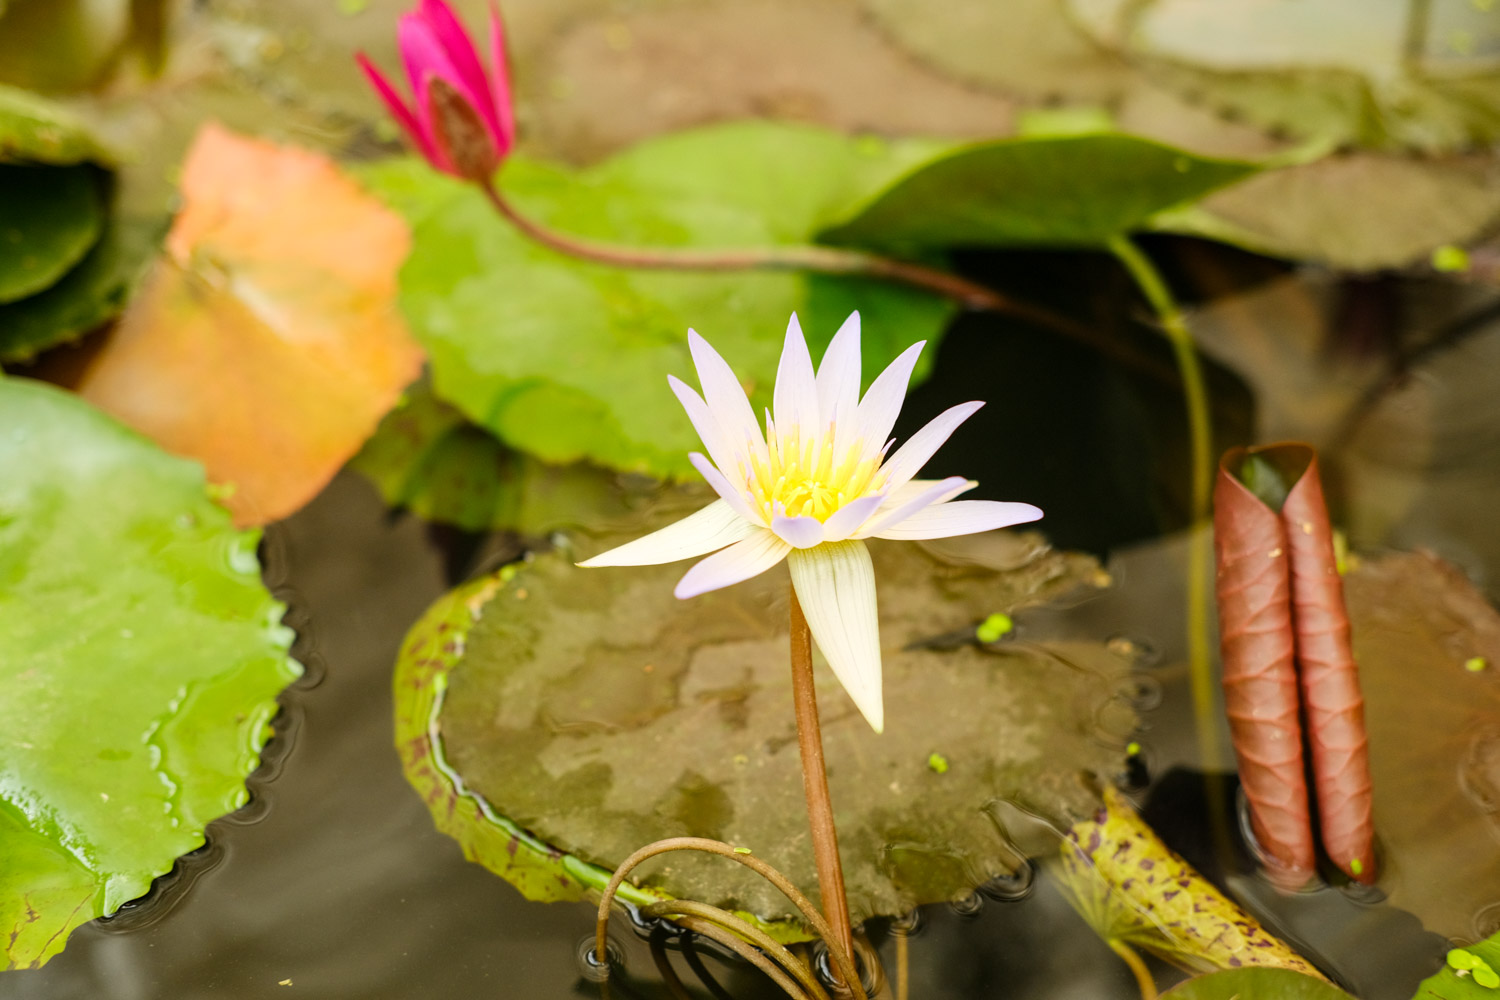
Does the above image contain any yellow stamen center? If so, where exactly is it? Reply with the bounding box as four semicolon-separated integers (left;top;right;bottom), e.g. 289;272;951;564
746;425;881;523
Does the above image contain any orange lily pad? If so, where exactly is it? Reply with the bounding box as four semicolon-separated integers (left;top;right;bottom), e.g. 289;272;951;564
73;123;422;526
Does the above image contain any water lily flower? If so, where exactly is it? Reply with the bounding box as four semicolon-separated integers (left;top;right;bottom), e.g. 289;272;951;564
356;0;516;180
580;313;1043;732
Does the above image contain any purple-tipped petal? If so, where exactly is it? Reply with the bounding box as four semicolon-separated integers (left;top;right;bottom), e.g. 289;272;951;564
356;53;442;164
487;3;517;151
858;476;973;538
816;311;862;453
578;500;754;567
853;340;924;463
416;0;502;135
820;492;887;542
689;452;759;523
773;314;819;437
675;531;791;599
873;500;1043;540
771;513;824;549
669;375;746;492
879;401;985;494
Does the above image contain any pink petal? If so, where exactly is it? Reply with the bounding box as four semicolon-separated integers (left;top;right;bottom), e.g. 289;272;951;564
819;492;887;542
689;452;760;524
873;500;1043;540
773;314;819;438
416;0;504;138
413;74;458;174
879;401;984;494
853;340;924;463
487;3;517;151
857;476;973;538
577;500;754;567
688;330;767;467
399;14;496;151
771;512;824;549
675;530;791;599
356;53;442;165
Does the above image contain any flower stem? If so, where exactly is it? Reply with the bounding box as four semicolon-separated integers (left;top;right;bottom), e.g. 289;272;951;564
476;176;1163;375
789;583;855;972
1106;235;1219;774
1107;939;1158;1000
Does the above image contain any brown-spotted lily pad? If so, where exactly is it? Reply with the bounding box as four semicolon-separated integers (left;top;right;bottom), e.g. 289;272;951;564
408;516;1138;930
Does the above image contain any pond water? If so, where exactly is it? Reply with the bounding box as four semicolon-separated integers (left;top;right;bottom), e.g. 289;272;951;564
6;247;1499;999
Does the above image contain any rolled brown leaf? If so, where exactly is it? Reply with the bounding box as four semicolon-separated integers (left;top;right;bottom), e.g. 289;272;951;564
1279;447;1376;884
1214;448;1317;885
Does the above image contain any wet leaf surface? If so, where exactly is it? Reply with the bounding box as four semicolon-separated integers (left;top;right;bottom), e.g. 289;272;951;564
424;515;1134;928
361;122;955;480
71;124;422;527
0;84;111;165
1162;968;1353;999
1411;927;1500;999
1345;551;1500;941
822;133;1259;251
0;163;104;303
1057;786;1326;976
0;377;300;969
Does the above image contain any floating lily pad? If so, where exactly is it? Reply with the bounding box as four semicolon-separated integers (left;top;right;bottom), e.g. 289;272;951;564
0;377;300;969
0;83;111;165
1412;928;1500;999
0;163;104;303
404;514;1135;929
1345;551;1500;941
821;132;1260;251
1162;968;1353;1000
361;121;956;480
0;213;162;363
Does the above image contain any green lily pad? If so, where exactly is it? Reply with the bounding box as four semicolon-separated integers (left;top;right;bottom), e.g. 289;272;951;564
0;377;301;969
820;132;1260;251
361;121;956;480
1415;930;1500;998
1162;968;1354;1000
348;380;665;536
0;83;111;165
0;163;105;304
404;512;1136;930
0;213;162;363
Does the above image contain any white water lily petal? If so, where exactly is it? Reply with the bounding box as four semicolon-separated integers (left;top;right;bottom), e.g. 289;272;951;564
578;500;755;567
819;492;887;542
773;315;819;436
788;541;884;733
852;340;925;462
858;476;974;538
879;401;985;494
675;529;791;599
689;452;760;523
669;375;746;491
816;311;861;451
873;500;1044;540
688;329;767;466
772;512;824;549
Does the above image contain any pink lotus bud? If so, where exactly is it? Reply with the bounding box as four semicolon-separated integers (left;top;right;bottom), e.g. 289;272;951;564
357;0;516;181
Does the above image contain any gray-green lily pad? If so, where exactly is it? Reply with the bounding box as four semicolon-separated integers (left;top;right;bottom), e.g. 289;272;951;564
820;132;1260;251
0;377;301;969
0;163;105;304
1162;968;1354;1000
360;121;956;480
0;213;162;363
408;514;1136;930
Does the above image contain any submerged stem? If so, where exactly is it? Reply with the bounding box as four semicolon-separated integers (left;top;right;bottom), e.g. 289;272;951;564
789;584;855;966
1107;235;1219;774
